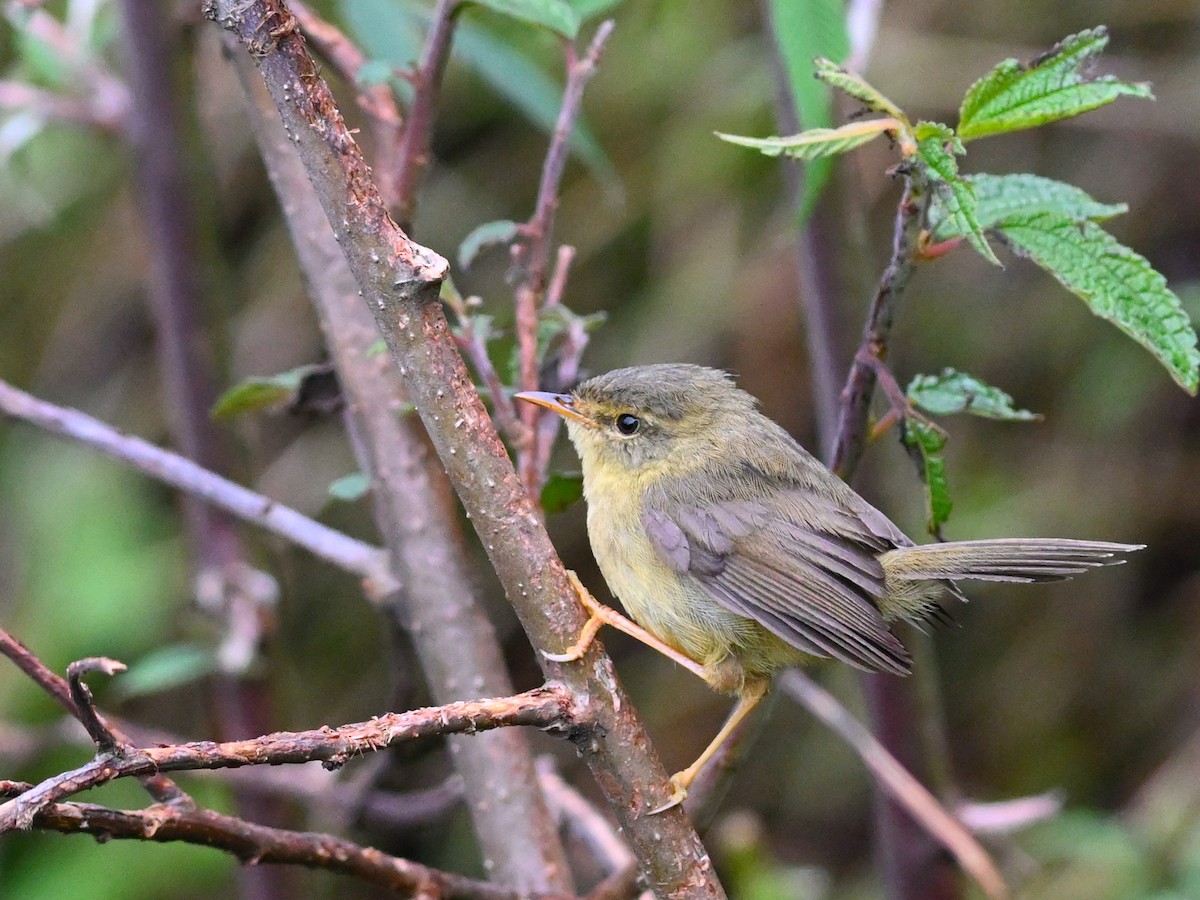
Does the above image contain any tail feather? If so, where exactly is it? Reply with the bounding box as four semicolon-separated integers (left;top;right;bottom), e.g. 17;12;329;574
881;538;1143;584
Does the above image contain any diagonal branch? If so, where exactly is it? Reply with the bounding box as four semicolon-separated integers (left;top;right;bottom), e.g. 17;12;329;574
0;686;577;832
66;658;128;754
0;379;397;597
206;3;722;894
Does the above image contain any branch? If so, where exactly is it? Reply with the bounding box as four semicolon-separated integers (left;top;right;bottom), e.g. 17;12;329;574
0;686;577;832
393;0;460;223
0;379;397;597
207;3;724;895
0;628;190;810
29;800;551;900
515;22;614;495
66;657;127;754
780;671;1007;899
229;37;573;890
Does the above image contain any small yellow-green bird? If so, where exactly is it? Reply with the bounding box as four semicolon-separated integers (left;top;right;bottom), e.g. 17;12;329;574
516;364;1140;810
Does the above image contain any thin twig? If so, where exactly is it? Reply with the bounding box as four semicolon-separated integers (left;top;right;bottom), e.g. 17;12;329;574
65;657;127;754
514;22;614;495
0;628;191;809
780;671;1007;899
30;800;549;900
289;0;404;209
0;379;398;597
0;686;578;832
393;0;461;224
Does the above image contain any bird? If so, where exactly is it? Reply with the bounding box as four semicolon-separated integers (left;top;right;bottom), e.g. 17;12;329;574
516;363;1141;811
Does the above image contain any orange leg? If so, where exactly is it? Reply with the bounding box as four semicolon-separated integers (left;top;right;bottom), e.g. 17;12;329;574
650;678;770;814
544;571;709;681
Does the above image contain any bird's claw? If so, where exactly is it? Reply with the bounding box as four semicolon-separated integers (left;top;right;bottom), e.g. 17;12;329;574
648;774;689;815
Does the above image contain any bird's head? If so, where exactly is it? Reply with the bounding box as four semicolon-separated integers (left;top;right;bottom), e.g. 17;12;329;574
516;364;757;480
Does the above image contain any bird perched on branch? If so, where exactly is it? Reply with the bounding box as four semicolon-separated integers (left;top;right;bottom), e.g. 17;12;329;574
517;364;1141;812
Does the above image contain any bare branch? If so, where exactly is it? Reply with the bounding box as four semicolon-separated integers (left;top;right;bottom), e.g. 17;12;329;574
0;379;397;597
780;671;1007;899
66;658;127;754
0;686;578;832
30;800;550;900
0;628;191;810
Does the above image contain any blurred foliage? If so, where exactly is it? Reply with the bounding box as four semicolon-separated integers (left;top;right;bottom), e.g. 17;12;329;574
2;0;1200;897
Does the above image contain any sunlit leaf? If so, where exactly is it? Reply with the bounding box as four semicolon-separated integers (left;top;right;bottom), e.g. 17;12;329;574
907;369;1039;421
958;27;1152;142
998;212;1200;394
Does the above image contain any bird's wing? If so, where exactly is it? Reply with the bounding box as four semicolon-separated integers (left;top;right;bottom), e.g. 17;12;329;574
642;490;913;675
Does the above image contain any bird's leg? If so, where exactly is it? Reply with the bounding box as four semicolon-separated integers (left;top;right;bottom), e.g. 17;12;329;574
650;678;770;815
543;571;709;681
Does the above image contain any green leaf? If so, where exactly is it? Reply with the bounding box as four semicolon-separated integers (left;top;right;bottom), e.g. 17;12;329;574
540;471;584;514
907;369;1040;421
467;0;579;38
903;417;952;533
212;364;326;419
929;173;1127;241
814;57;905;120
914;122;1000;266
368;339;389;357
116;644;219;700
567;0;625;20
459;219;521;269
998;212;1200;394
328;472;371;502
958;27;1152;142
454;18;617;187
716;118;894;161
767;0;850;217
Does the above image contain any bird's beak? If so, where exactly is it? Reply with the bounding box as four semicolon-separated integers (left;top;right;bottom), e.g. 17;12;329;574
514;390;594;426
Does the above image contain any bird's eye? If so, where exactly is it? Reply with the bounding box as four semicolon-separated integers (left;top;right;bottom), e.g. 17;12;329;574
615;413;640;435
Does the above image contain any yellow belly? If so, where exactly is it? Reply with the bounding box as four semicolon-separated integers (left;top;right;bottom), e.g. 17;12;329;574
585;470;800;689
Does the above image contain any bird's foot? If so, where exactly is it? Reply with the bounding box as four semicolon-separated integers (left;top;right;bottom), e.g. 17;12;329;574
541;571;611;662
648;773;689;815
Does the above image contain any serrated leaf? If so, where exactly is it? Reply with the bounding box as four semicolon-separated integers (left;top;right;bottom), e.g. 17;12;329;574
907;369;1039;421
903;417;952;533
767;0;850;217
958;27;1152;142
999;212;1200;393
540;471;584;514
930;173;1127;241
814;57;905;120
914;122;1000;266
468;0;579;38
328;472;371;501
717;118;895;161
454;18;617;187
116;644;218;700
212;365;326;419
459;219;521;269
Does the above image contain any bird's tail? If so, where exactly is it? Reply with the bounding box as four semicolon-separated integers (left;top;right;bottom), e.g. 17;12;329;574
880;538;1143;584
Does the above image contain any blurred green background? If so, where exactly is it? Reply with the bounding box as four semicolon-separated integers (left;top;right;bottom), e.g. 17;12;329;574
1;0;1199;897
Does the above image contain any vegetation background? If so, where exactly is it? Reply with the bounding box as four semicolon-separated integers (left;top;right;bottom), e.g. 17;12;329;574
1;0;1198;897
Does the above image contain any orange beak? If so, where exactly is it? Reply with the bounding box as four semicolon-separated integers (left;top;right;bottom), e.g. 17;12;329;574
513;390;594;427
